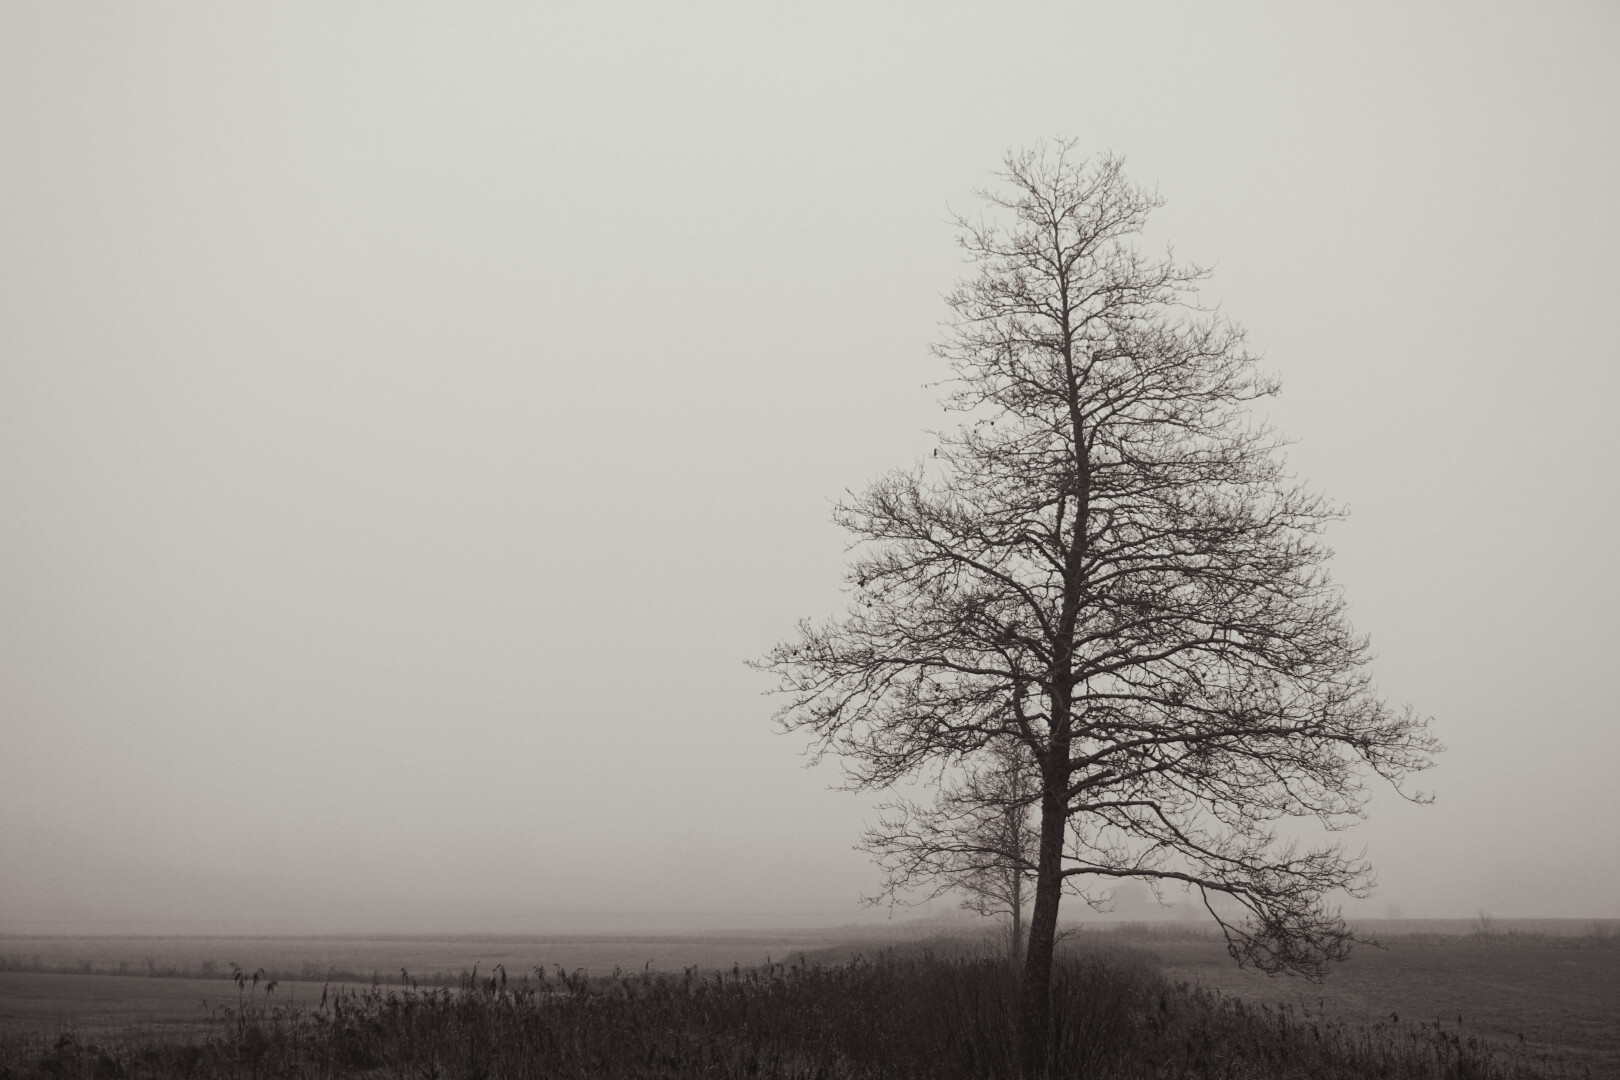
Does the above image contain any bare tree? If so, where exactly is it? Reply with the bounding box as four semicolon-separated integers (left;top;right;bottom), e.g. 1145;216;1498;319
864;737;1039;970
758;144;1440;1075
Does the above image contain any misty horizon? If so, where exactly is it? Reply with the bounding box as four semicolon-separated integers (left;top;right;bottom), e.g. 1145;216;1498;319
4;3;1618;939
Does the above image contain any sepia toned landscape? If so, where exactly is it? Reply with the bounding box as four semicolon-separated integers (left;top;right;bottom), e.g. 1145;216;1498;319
2;920;1616;1077
3;3;1617;1077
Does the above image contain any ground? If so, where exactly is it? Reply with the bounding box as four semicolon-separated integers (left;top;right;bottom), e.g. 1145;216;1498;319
2;926;1615;1076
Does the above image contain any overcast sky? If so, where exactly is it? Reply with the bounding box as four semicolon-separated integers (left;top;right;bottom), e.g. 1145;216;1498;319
2;3;1616;934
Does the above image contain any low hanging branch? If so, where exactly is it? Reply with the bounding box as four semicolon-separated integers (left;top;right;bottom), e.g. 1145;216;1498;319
756;142;1440;1076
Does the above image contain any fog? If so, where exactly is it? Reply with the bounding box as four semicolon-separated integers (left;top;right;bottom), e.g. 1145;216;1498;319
2;3;1616;934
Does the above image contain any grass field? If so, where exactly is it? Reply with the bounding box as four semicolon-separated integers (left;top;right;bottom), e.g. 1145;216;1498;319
1137;932;1619;1078
0;932;836;984
0;972;339;1038
0;931;839;1039
0;925;1613;1077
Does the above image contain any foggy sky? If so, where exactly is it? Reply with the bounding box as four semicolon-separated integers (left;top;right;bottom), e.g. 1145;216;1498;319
2;2;1617;933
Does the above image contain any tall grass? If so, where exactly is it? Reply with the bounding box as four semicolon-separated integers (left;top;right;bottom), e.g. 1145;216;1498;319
0;949;1585;1079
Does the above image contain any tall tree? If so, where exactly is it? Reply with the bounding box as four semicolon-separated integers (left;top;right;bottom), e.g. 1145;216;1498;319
759;144;1440;1075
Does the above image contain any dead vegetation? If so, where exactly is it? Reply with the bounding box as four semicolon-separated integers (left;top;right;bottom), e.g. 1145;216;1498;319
0;945;1594;1080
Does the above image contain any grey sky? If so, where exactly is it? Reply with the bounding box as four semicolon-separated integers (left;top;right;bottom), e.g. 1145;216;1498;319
2;3;1616;932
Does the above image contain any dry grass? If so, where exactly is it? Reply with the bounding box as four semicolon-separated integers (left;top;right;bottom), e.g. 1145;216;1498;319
1134;928;1619;1077
0;933;833;986
0;945;1595;1080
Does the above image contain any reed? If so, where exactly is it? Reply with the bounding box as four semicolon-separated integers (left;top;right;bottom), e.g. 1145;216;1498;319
0;949;1585;1079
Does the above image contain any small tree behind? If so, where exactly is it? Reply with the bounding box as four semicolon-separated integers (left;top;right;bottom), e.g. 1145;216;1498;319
865;738;1039;970
760;144;1439;1075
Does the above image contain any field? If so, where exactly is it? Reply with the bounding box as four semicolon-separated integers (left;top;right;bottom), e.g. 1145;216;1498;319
1139;930;1620;1078
1;923;1615;1077
0;930;840;1043
0;932;837;987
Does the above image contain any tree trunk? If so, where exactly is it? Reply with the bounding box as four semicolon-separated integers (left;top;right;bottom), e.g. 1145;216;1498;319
1017;760;1070;1077
1009;870;1025;972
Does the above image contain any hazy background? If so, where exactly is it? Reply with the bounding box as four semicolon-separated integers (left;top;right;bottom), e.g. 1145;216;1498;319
2;2;1616;934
